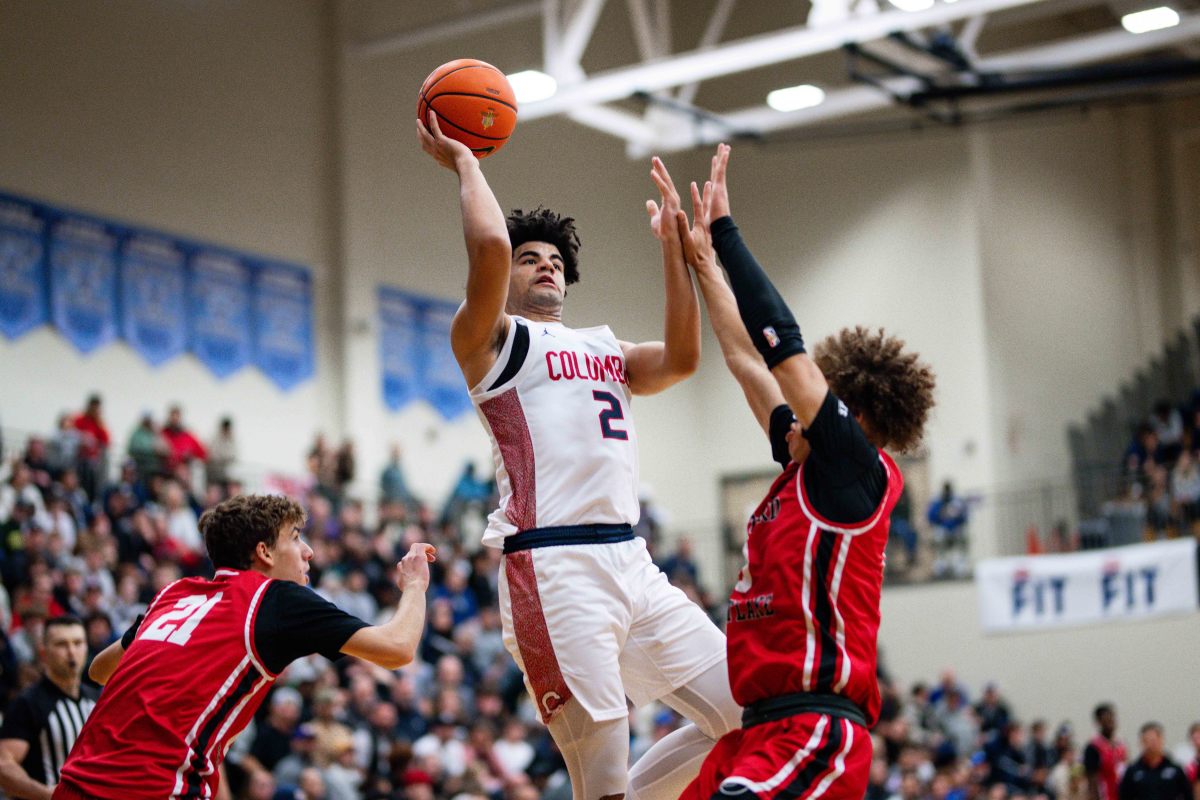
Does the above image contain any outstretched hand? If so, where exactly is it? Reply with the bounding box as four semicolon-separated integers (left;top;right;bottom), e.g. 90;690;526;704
416;112;475;172
646;156;684;244
678;179;717;274
707;143;732;221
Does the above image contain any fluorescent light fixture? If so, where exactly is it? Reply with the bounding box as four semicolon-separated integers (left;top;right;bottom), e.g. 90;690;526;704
1121;6;1179;32
767;84;826;112
507;70;557;104
889;0;936;11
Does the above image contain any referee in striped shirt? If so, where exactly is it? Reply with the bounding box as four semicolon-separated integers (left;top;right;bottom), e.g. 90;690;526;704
0;616;97;800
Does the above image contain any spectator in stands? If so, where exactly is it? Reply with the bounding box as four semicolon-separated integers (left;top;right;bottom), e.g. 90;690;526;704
21;438;52;495
334;440;356;495
1145;465;1173;537
126;413;165;481
1150;400;1184;464
1169;451;1200;529
976;683;1012;735
658;535;701;588
381;443;419;509
252;687;305;773
928;481;970;578
46;413;81;478
161;479;203;569
160;405;207;472
1182;722;1199;786
1085;703;1128;800
440;463;492;528
72;394;110;497
938;687;981;760
1028;720;1057;789
205;416;237;487
890;484;919;571
0;463;50;531
1124;424;1161;482
986;721;1031;792
1119;722;1191;800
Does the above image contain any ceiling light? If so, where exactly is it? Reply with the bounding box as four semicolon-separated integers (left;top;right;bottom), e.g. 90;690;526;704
766;84;826;112
888;0;936;11
507;70;557;104
1121;6;1179;32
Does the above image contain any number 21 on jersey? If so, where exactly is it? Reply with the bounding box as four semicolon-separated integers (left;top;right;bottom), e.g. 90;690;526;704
141;593;223;646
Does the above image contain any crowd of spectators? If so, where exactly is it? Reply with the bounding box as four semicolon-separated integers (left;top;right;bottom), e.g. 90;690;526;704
1115;394;1200;540
870;670;1199;800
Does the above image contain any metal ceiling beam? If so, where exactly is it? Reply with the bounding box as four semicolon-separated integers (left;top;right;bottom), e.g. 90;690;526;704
976;13;1200;71
521;0;1054;120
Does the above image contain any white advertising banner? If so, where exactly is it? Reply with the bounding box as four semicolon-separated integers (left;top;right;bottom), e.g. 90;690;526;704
976;539;1199;633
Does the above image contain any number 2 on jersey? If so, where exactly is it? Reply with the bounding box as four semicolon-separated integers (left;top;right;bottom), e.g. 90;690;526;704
592;390;628;440
140;593;223;646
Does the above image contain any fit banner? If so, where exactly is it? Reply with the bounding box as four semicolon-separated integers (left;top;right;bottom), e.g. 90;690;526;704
976;538;1199;633
48;215;119;354
417;298;472;421
188;248;253;379
0;195;48;340
252;261;314;391
379;287;422;412
119;234;188;367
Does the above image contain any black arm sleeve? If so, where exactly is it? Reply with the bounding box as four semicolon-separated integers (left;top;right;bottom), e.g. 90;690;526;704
800;391;887;526
710;216;805;368
769;404;797;469
120;615;144;649
253;581;371;675
1082;744;1101;775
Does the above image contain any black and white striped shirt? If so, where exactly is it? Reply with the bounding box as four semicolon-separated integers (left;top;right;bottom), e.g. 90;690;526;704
0;677;98;786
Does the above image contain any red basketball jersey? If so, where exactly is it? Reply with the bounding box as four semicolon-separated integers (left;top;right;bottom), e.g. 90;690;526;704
59;569;278;800
726;452;903;726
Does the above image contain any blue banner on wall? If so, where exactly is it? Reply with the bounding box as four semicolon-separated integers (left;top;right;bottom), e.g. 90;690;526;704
49;216;119;354
418;299;472;421
253;261;314;391
379;288;422;412
119;234;187;367
0;197;48;340
189;248;253;379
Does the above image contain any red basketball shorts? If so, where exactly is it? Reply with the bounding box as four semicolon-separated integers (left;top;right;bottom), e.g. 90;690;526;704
681;712;872;800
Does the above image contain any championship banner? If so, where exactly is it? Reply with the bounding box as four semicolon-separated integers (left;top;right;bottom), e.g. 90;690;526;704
0;196;48;340
48;215;119;354
119;234;187;367
252;261;314;391
188;248;253;379
976;538;1199;633
378;287;422;412
417;299;472;420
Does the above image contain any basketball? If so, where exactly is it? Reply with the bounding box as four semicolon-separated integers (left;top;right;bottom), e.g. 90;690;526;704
417;59;517;159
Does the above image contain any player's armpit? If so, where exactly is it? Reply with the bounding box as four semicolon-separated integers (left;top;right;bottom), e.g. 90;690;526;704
619;340;698;396
451;304;510;389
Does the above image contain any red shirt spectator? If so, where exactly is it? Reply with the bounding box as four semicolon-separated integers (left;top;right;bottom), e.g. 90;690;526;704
161;406;207;470
72;395;110;461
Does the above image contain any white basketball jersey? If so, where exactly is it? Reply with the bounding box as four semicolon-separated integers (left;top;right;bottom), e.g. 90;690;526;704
471;315;641;548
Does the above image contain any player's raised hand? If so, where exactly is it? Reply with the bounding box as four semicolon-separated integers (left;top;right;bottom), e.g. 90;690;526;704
396;543;436;592
678;179;717;274
707;143;732;222
646;156;684;244
416;112;475;172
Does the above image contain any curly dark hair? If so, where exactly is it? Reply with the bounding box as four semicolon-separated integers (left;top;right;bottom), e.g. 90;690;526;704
199;494;307;570
507;207;581;285
812;326;936;454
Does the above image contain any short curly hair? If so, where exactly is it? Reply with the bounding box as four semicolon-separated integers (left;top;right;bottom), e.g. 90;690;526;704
199;494;307;570
507;207;581;285
812;326;936;454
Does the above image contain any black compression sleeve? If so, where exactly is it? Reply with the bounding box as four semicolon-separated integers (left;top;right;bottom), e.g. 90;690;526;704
769;404;797;469
120;615;143;649
710;216;805;368
801;391;887;525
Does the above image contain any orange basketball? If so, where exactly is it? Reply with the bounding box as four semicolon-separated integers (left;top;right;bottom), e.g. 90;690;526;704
417;59;518;159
